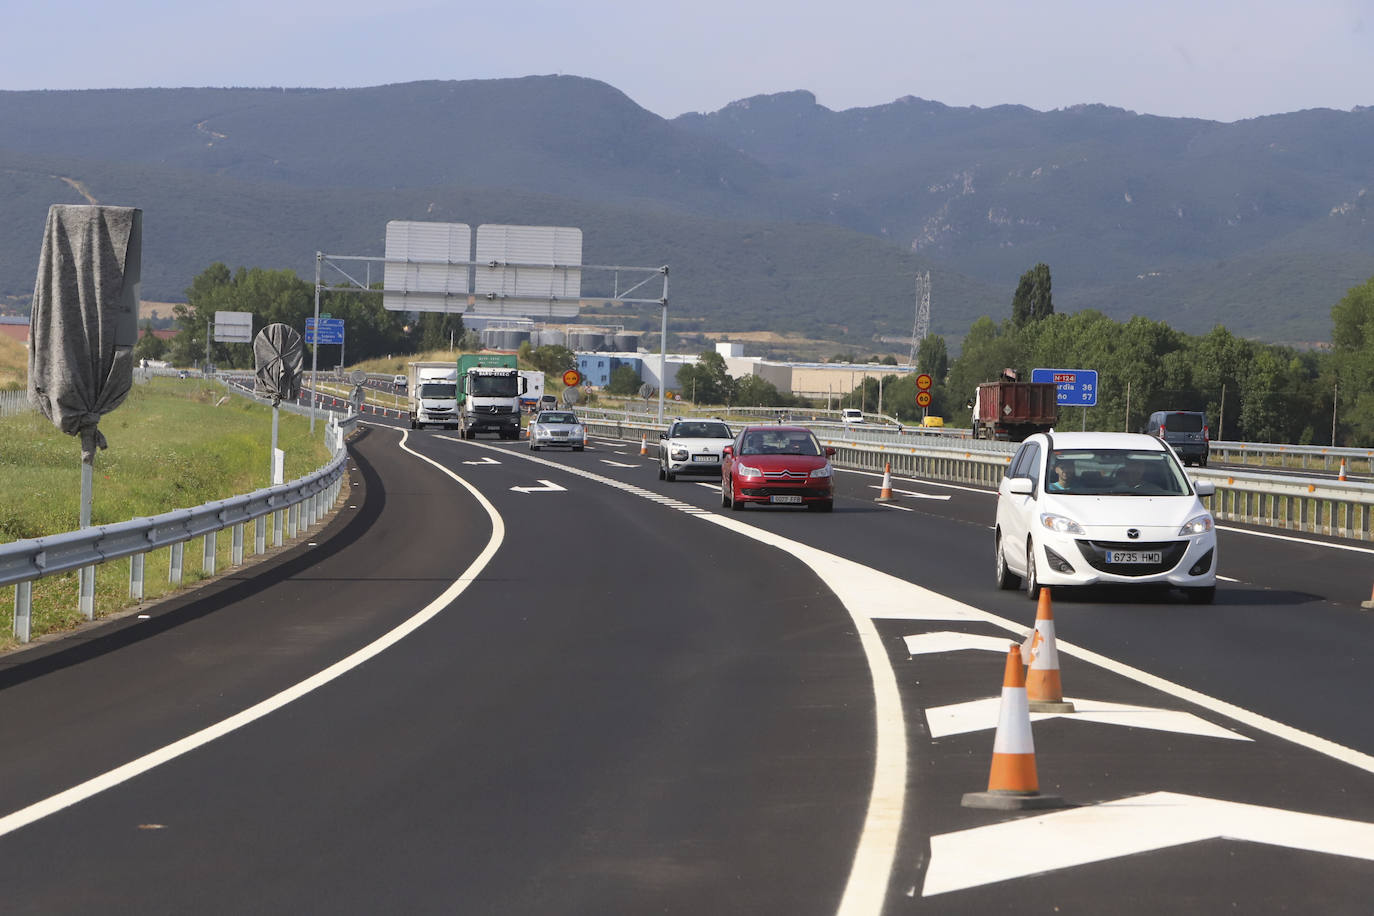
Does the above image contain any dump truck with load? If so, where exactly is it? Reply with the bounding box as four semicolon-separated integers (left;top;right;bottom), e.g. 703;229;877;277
971;381;1059;441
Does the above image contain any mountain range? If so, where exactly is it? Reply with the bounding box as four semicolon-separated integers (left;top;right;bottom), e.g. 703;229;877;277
1;75;1370;347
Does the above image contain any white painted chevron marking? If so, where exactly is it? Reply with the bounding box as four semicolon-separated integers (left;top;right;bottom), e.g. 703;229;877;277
461;456;500;466
923;792;1374;896
924;695;1248;740
510;479;566;494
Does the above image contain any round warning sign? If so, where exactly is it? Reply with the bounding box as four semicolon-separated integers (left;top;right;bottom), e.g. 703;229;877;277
916;390;933;407
916;373;933;390
562;369;582;387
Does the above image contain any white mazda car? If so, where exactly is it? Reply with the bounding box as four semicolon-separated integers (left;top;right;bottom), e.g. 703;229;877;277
657;419;733;481
994;431;1218;603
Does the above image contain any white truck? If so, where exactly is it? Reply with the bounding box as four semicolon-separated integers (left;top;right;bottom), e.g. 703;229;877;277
518;370;545;412
407;361;461;429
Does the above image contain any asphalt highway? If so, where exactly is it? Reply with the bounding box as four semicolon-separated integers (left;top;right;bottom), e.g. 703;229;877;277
0;421;1371;913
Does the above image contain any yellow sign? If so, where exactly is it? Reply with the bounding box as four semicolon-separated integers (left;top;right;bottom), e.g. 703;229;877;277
916;391;933;407
562;369;582;387
916;373;933;390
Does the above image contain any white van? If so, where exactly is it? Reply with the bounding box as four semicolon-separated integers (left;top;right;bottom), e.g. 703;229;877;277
841;408;864;424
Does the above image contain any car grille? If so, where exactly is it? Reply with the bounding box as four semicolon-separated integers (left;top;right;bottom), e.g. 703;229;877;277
1075;540;1188;577
762;469;811;480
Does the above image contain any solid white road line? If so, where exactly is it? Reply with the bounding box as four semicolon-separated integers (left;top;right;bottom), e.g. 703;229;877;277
0;426;506;841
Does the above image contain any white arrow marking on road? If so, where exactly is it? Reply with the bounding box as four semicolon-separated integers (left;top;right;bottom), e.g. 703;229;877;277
867;485;951;500
509;480;567;494
461;456;500;466
924;695;1248;740
923;791;1374;896
600;460;639;468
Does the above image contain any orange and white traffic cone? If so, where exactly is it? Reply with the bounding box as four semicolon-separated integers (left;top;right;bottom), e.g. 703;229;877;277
639;432;648;456
1338;459;1348;481
876;461;895;502
962;644;1066;810
1021;588;1075;713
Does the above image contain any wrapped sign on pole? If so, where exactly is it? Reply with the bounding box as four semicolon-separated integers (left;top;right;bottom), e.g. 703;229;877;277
27;204;142;620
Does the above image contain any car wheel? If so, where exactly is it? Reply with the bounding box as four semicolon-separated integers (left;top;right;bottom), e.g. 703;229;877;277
574;446;584;452
665;468;676;481
995;531;1020;590
721;477;731;508
1199;456;1209;468
530;442;539;451
658;461;666;480
1184;585;1216;604
1025;538;1041;599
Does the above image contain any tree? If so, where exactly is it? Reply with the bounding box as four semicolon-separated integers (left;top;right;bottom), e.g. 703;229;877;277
734;374;788;407
1011;263;1053;327
915;335;948;380
528;345;576;375
133;323;167;362
676;350;737;405
607;364;642;396
416;312;465;353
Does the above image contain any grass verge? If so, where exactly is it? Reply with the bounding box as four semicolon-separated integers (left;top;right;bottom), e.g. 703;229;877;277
0;377;337;652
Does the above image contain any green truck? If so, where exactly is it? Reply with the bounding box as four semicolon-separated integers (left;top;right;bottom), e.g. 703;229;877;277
457;353;526;440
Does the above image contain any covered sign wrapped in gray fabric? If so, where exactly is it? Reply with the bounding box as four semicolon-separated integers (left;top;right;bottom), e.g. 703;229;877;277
254;323;304;405
28;205;142;462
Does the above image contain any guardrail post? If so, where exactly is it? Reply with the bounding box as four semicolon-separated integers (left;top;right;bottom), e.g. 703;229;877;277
130;552;145;600
232;523;244;566
79;566;95;620
274;508;284;548
203;530;217;576
288;503;299;540
14;581;32;643
170;542;184;584
255;516;266;555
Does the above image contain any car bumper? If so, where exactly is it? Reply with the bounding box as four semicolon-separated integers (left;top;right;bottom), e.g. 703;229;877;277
736;481;833;505
533;435;583;447
667;457;724;475
1032;532;1217;587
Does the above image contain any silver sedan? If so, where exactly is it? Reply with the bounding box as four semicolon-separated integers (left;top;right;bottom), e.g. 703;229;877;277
529;410;586;451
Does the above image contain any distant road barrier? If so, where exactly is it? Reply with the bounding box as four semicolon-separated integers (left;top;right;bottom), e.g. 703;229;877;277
1;414;356;644
581;414;1374;543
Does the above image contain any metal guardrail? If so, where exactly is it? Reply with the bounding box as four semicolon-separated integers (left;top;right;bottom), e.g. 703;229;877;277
1;414;356;643
0;389;33;418
582;417;1374;542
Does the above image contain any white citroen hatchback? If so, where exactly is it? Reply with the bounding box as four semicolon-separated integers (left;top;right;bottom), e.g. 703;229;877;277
994;431;1218;603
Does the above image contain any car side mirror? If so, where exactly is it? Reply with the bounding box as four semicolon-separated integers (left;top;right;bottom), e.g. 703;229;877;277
722;445;733;457
1194;480;1216;497
659;432;668;440
825;446;836;457
1007;477;1034;495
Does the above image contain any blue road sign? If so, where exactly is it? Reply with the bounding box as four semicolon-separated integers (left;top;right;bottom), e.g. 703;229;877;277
1032;368;1098;406
305;317;345;345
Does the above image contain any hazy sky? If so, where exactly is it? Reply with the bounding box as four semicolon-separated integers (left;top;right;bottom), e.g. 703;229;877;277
6;0;1371;122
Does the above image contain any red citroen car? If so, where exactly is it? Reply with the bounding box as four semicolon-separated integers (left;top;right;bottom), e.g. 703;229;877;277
721;425;836;512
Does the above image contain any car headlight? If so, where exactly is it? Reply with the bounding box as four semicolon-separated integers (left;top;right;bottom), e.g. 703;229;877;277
670;447;689;460
809;463;833;478
736;463;763;478
1039;513;1085;535
1179;514;1213;535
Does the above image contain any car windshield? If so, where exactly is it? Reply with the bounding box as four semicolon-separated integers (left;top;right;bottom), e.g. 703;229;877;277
738;430;822;457
674;422;731;439
418;383;455;398
539;412;576;424
1045;449;1190;496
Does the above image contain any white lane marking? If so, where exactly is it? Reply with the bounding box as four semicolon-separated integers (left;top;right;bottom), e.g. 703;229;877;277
0;425;506;841
696;482;718;490
510;479;567;494
599;460;639;468
836;466;992;496
923;791;1374;896
1217;524;1374;556
876;487;950;501
904;632;1023;654
461;456;500;466
924;696;1248;741
1217;575;1240;582
879;503;914;512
